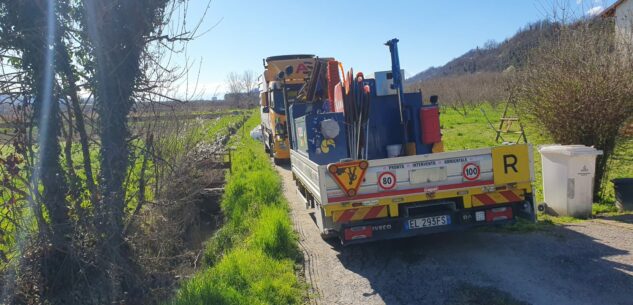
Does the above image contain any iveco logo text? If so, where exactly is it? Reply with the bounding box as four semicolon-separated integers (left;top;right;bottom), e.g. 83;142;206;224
372;224;392;231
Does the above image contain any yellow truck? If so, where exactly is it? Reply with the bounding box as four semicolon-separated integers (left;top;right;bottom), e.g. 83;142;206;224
259;55;319;164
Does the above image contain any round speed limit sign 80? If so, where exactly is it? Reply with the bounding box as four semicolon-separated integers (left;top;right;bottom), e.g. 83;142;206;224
462;162;480;181
378;172;397;190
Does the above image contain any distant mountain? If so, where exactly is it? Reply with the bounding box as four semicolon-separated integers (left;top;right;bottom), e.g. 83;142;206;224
407;20;557;84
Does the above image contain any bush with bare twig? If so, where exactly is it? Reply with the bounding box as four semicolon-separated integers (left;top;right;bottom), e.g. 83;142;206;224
512;18;633;199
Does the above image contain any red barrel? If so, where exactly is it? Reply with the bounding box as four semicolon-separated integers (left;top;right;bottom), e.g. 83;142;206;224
420;107;441;144
327;60;340;111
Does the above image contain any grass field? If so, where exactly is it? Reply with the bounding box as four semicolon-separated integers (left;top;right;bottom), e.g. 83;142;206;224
440;103;632;210
170;111;303;305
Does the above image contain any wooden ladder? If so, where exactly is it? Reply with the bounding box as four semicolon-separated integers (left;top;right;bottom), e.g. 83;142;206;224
482;97;527;144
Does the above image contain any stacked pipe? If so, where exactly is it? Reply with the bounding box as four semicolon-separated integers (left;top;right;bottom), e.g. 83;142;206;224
341;69;371;160
298;58;328;102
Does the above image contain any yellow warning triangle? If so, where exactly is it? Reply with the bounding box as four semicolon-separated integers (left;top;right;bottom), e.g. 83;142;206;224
327;160;369;197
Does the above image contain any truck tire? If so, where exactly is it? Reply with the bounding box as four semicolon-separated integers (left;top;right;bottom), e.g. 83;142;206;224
320;230;339;241
261;129;269;153
268;137;274;158
274;158;284;165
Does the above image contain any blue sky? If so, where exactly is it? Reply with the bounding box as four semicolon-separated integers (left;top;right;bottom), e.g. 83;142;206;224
177;0;615;99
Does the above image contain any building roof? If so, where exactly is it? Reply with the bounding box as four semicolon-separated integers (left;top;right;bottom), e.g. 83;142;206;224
601;0;629;17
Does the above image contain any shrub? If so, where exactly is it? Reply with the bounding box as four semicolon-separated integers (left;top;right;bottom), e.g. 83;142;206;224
513;18;633;199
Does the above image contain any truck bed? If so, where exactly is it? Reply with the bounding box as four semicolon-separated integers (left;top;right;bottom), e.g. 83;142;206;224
290;144;537;245
292;144;533;205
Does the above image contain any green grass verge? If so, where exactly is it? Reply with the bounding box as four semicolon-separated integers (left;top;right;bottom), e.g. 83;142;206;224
169;110;303;305
592;203;620;215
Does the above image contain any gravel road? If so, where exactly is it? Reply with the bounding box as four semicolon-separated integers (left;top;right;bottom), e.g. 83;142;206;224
277;165;633;305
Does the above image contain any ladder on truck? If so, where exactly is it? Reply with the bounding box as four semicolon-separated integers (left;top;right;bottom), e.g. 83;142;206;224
481;96;527;144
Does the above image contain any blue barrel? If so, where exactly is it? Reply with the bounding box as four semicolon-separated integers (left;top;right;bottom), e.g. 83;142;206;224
613;178;633;211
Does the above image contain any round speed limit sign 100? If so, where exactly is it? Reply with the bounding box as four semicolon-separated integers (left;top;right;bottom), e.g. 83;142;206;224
462;162;480;181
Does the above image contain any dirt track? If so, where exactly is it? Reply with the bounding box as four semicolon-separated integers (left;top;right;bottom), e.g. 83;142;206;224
277;165;633;305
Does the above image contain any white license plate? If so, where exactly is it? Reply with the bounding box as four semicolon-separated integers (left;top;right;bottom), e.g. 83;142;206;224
407;215;451;229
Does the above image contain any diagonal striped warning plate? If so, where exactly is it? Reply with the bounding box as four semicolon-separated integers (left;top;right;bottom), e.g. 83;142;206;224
472;190;524;207
332;205;389;224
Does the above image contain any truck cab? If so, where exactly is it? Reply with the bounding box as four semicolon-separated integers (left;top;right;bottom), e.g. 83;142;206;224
259;54;318;164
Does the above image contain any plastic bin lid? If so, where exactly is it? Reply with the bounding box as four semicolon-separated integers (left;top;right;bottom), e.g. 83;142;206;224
538;145;603;156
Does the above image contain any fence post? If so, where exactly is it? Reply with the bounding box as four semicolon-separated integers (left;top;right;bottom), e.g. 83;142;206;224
228;149;232;174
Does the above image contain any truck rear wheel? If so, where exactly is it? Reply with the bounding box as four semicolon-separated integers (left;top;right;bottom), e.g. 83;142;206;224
261;129;269;153
268;137;274;157
320;230;338;241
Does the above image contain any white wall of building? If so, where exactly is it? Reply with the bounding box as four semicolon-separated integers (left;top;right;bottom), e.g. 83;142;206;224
615;0;633;47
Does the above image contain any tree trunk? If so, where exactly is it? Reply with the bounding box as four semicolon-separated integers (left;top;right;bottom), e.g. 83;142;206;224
16;0;71;248
84;1;165;301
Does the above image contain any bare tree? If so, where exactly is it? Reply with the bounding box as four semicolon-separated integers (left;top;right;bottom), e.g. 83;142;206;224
226;71;242;97
225;70;258;108
242;70;257;97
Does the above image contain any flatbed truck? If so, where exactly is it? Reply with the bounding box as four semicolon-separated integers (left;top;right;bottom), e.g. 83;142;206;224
263;39;537;245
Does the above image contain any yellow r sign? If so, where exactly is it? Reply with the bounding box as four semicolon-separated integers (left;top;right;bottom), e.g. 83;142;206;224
492;144;531;184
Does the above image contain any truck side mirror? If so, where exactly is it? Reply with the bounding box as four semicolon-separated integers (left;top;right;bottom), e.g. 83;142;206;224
430;95;439;104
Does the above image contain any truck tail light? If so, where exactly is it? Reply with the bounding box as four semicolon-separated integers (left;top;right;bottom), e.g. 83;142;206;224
485;207;513;222
344;226;373;241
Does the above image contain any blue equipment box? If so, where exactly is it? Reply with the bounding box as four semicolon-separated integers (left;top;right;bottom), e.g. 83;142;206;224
289;101;326;150
293;112;349;165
